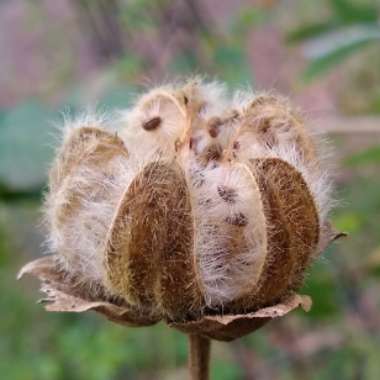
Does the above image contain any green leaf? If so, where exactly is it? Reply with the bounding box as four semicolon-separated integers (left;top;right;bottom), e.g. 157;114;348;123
330;0;378;23
0;184;43;202
300;23;380;80
344;145;380;166
287;21;337;43
332;212;363;234
303;38;372;81
301;261;340;320
211;358;243;380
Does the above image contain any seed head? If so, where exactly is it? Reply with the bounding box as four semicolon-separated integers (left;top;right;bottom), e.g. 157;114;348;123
19;78;344;340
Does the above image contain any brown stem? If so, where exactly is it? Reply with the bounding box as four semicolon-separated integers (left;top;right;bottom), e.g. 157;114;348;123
188;334;211;380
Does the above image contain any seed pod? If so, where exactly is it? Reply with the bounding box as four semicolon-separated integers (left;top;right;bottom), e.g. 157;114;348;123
105;161;204;320
236;157;319;310
29;79;339;337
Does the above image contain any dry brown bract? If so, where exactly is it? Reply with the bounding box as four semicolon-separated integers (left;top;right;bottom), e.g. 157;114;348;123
18;255;312;341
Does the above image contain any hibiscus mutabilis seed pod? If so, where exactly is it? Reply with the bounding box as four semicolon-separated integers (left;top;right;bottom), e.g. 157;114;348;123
20;79;344;351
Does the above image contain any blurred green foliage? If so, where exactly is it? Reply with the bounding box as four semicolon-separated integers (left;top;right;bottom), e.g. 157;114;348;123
1;0;380;379
345;145;380;166
288;0;380;81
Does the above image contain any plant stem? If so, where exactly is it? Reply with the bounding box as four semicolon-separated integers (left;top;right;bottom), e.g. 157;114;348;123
188;334;211;380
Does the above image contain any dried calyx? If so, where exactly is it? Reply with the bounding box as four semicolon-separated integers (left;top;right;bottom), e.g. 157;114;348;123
20;78;343;341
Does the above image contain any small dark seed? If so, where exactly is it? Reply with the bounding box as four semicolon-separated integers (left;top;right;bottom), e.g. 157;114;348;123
189;136;201;151
225;212;248;227
203;144;222;162
198;197;212;206
143;117;161;131
207;117;222;138
259;119;271;133
217;185;238;203
208;125;219;138
192;171;205;188
230;110;239;120
184;96;189;105
232;141;240;150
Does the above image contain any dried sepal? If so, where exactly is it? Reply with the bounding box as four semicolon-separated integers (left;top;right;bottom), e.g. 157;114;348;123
18;256;159;326
170;293;311;342
317;221;347;255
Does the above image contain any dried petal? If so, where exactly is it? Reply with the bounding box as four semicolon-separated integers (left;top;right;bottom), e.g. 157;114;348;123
317;221;347;255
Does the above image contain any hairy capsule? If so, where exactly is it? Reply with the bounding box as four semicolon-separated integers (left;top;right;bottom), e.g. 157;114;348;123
35;79;337;327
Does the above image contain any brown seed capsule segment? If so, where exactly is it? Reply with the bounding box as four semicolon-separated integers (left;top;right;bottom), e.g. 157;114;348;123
241;158;319;310
44;126;130;290
49;127;128;226
105;161;204;320
50;127;127;192
155;163;204;319
244;95;316;162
